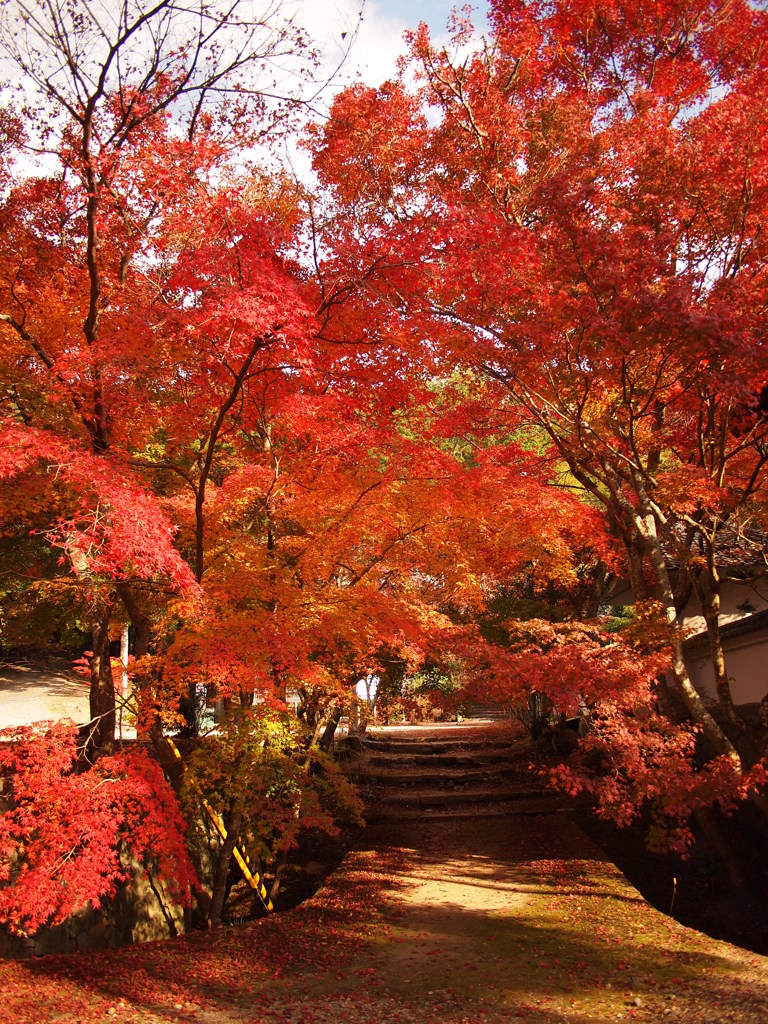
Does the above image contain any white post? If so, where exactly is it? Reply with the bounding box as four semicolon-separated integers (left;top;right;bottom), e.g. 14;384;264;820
119;624;130;740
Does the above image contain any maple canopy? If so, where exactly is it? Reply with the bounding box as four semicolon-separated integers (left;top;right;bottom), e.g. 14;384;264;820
309;0;768;839
0;721;197;935
2;0;768;929
0;0;601;928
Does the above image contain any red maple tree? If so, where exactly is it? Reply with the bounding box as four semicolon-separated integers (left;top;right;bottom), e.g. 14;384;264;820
310;0;768;841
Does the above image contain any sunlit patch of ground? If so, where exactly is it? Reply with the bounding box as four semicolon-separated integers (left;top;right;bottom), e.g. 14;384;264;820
3;794;768;1023
0;660;89;729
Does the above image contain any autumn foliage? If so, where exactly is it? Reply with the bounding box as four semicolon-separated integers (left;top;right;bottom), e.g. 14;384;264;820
309;0;768;843
0;722;197;936
1;0;768;934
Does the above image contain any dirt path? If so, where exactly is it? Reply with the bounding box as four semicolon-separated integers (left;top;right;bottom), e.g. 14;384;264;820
3;722;768;1022
265;811;768;1023
0;659;89;729
4;801;768;1023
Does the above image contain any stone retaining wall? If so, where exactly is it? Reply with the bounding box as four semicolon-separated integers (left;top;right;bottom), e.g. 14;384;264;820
0;850;188;959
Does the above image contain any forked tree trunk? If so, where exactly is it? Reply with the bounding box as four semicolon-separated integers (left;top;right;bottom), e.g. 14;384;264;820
637;510;768;851
633;497;743;772
208;807;243;928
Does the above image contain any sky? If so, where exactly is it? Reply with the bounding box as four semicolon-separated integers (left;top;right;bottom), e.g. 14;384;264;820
0;2;491;122
304;0;491;89
0;1;492;179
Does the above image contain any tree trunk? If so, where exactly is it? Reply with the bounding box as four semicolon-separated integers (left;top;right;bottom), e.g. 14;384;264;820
634;499;743;771
115;581;151;656
319;705;342;749
115;580;161;739
625;537;649;602
268;844;290;905
88;606;116;751
208;807;243;927
694;806;746;894
689;563;742;728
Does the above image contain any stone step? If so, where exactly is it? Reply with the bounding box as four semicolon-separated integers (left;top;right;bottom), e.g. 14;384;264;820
357;764;524;785
365;794;568;822
362;749;517;769
362;738;512;756
364;784;554;807
356;726;552;823
466;702;508;721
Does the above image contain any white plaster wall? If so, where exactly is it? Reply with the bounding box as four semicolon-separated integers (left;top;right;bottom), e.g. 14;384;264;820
679;577;768;635
687;627;768;705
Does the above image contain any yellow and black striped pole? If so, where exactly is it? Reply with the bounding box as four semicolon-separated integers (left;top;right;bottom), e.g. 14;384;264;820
166;737;273;911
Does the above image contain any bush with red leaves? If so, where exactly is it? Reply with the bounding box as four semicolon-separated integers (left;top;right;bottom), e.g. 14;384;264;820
0;721;198;936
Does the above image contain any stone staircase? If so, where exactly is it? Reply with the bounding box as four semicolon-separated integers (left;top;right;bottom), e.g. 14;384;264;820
357;725;568;823
465;701;508;721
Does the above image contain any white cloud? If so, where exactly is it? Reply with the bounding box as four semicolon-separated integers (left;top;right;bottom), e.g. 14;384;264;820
1;1;482;182
294;0;411;93
343;1;414;86
293;0;484;94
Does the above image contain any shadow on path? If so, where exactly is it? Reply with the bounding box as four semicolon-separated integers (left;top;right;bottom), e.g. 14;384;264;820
4;728;768;1024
